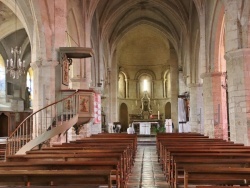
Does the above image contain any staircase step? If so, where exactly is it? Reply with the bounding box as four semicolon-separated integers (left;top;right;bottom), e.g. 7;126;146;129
137;134;156;146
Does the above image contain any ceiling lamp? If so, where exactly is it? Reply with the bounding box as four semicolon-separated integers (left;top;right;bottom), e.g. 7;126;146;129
6;0;25;79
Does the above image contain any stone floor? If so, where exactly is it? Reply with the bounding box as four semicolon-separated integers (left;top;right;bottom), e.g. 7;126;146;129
126;137;170;188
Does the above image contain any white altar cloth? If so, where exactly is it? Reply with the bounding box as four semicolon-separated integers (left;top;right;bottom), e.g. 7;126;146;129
132;121;159;135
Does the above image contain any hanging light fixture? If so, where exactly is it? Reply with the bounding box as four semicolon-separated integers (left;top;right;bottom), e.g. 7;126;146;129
6;0;25;79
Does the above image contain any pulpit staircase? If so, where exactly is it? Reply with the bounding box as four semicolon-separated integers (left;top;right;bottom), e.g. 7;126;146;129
6;90;93;156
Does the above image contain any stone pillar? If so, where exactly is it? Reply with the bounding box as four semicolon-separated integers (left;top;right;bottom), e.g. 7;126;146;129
211;72;228;140
188;83;203;133
30;60;58;137
225;49;250;145
201;73;214;138
109;54;118;123
170;49;178;131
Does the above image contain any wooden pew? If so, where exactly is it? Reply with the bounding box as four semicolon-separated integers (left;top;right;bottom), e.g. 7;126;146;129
3;134;136;187
0;169;113;187
7;151;125;187
0;160;120;187
173;158;250;188
156;133;250;188
160;141;242;174
184;167;250;188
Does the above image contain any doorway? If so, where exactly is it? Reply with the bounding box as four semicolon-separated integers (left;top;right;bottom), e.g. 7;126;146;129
165;102;171;119
119;103;128;132
0;113;8;137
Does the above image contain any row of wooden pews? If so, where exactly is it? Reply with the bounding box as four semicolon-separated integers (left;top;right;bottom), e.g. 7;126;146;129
157;133;250;188
0;133;137;187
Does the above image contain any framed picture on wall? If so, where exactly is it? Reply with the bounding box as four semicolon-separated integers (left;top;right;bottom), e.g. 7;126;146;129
62;54;69;86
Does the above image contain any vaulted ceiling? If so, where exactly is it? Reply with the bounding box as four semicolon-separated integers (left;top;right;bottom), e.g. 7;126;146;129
93;0;197;68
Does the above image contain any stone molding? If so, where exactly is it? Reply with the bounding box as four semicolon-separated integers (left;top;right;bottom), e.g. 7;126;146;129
188;83;203;88
200;71;224;79
30;60;58;70
224;48;250;62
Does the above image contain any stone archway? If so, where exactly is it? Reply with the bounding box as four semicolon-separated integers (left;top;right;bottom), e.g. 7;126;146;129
119;103;128;132
165;102;171;119
0;113;8;137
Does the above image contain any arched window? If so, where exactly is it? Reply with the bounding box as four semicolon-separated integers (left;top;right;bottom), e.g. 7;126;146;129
0;55;6;97
26;67;33;108
139;74;152;98
118;72;126;98
163;70;170;98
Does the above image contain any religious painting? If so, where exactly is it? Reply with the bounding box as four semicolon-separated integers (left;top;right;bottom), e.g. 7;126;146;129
63;98;73;112
79;95;90;113
62;55;69;86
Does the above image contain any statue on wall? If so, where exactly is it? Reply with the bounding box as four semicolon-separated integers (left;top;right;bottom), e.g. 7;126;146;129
25;87;31;109
140;91;152;119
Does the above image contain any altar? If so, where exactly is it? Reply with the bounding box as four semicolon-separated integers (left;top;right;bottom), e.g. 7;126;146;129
129;91;161;135
132;121;159;135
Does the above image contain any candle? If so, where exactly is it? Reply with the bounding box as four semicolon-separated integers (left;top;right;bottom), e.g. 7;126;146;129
158;111;160;119
135;100;137;106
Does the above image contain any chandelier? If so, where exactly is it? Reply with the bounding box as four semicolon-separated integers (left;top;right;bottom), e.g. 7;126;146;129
6;0;25;79
6;46;25;79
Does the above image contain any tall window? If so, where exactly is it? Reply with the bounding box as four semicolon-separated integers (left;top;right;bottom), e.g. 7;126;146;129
118;72;126;98
139;74;151;97
26;67;33;108
0;55;6;100
143;79;148;92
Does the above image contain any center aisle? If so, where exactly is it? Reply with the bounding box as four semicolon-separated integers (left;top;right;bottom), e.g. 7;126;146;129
126;137;170;188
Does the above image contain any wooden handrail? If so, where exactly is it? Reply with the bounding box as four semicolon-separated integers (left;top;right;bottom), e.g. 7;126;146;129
6;90;80;156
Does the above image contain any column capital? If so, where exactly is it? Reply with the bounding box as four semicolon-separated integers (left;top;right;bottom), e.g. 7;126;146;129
30;59;59;70
188;83;202;88
225;48;250;62
200;71;224;79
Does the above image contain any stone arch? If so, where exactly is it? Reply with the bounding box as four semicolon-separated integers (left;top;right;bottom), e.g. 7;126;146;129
163;69;170;98
165;102;171;119
209;2;228;140
0;112;8;137
135;69;156;98
119;103;128;132
118;71;128;98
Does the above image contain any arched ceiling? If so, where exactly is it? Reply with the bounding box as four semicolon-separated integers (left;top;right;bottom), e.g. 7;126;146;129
94;0;193;50
93;0;195;67
0;2;30;66
117;24;169;67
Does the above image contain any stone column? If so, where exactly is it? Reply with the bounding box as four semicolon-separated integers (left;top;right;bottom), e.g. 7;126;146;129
170;49;178;131
225;49;250;145
188;83;203;133
30;59;58;137
201;73;214;138
211;72;228;140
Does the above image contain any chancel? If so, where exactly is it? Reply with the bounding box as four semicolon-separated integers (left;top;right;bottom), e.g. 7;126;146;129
130;91;160;135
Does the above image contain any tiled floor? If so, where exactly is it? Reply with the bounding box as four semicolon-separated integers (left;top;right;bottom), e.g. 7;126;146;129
126;137;170;188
